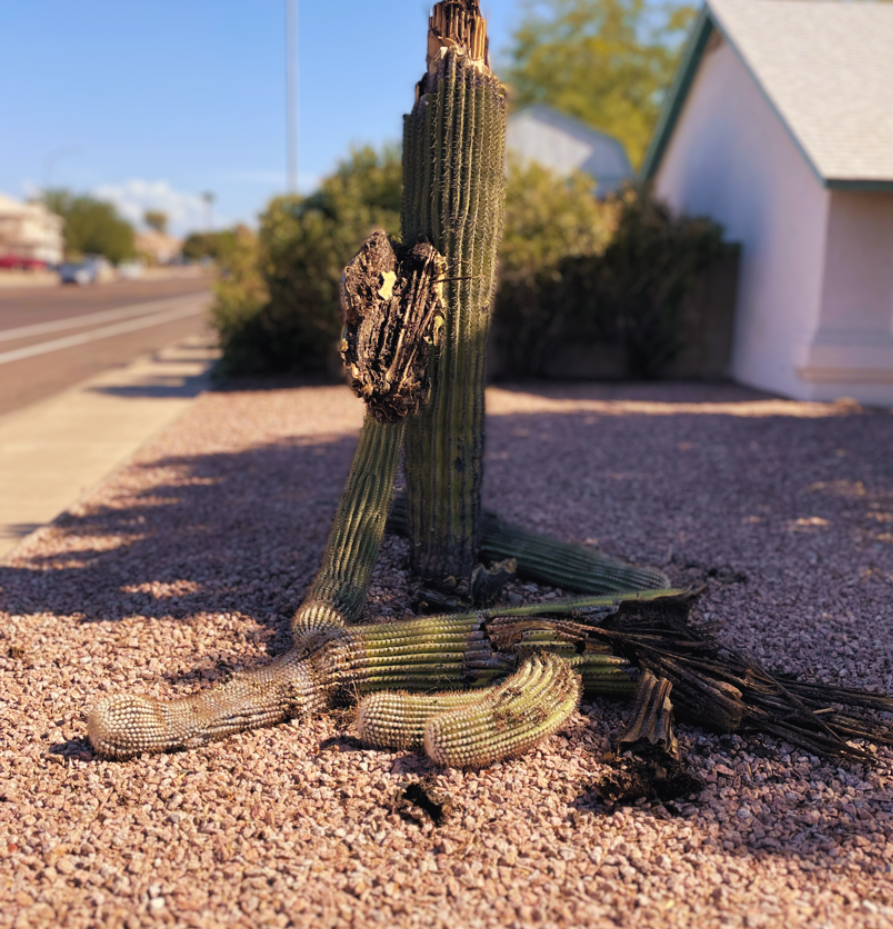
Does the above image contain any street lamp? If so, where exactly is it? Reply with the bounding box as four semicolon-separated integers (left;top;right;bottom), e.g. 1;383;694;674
201;191;215;232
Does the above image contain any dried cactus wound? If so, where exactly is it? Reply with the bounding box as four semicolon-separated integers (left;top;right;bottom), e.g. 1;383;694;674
340;230;446;423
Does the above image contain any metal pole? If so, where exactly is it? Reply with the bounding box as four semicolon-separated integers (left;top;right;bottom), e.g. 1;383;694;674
286;0;298;194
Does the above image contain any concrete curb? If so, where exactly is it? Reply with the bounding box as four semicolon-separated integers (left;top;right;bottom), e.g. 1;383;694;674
0;335;218;561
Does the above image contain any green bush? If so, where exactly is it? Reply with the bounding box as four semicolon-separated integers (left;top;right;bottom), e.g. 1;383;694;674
494;157;620;375
493;183;725;378
210;145;724;381
210;147;402;376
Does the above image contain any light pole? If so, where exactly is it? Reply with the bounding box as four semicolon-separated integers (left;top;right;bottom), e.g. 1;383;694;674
286;0;298;194
201;192;215;232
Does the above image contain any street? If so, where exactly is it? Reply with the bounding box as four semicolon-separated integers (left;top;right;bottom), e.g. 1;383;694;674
0;274;213;416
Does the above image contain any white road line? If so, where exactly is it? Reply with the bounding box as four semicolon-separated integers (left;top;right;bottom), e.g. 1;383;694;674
0;299;209;366
0;292;210;343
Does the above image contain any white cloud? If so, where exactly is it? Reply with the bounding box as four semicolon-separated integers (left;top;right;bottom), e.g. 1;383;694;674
92;179;224;236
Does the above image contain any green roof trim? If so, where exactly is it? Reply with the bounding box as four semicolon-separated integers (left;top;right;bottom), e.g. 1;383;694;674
825;178;893;193
641;2;893;192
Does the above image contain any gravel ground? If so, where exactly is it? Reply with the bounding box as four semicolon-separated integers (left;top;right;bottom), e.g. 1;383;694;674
2;380;892;929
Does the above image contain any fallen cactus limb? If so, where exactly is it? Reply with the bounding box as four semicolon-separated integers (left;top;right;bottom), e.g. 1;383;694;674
422;653;581;768
388;492;671;595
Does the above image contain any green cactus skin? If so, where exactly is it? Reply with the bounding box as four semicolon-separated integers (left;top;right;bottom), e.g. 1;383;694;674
422;653;582;768
355;689;486;751
86;591;663;758
292;414;405;638
387;493;670;596
402;27;507;583
478;511;671;594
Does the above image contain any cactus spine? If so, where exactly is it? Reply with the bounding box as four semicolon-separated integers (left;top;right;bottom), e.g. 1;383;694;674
402;1;507;583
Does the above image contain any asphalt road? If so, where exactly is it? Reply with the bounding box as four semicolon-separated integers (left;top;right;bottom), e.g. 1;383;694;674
0;275;214;416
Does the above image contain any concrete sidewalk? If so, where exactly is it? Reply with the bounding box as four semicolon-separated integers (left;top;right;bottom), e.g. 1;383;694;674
0;335;218;560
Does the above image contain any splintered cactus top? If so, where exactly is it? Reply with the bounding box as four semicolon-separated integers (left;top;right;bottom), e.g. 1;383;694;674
427;0;489;72
340;231;446;423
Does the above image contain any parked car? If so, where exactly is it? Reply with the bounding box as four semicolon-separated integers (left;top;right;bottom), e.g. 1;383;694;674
58;256;114;285
58;261;97;285
0;254;46;270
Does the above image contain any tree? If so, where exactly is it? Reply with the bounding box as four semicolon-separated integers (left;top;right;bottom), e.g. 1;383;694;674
144;210;168;234
505;0;696;168
43;189;136;264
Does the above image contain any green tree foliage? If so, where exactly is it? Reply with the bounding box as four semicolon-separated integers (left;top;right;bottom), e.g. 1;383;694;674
505;0;695;168
210;146;402;375
143;210;168;234
182;230;234;261
494;155;621;372
43;190;136;264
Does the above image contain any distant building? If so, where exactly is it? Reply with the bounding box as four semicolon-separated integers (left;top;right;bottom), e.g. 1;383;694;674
642;0;893;405
136;229;183;265
0;193;63;264
506;104;634;195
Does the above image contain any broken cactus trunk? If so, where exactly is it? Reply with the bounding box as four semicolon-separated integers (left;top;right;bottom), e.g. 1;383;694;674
402;0;507;584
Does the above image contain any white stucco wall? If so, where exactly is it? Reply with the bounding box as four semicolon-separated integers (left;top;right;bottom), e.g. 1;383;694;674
797;191;893;403
654;33;832;399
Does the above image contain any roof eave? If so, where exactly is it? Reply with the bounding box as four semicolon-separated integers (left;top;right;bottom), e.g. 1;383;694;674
825;178;893;193
642;3;893;191
640;5;714;181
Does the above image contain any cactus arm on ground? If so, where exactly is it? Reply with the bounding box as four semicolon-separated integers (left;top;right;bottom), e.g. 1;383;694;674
423;653;582;768
387;492;671;595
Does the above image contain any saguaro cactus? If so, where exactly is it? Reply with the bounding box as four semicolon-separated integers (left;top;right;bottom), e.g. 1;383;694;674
402;0;507;583
84;0;893;771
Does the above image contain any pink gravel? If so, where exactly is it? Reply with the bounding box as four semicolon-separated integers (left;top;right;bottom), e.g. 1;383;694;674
1;379;892;929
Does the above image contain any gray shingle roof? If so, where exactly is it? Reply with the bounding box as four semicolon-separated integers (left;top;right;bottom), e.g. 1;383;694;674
645;0;893;187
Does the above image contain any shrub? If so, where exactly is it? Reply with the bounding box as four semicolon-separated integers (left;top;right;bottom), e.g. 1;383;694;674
493;183;725;378
210;147;402;376
494;157;620;374
210;145;724;381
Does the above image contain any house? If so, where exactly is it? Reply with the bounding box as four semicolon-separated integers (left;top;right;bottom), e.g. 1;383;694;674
507;104;634;195
642;0;893;405
0;193;64;265
135;229;183;265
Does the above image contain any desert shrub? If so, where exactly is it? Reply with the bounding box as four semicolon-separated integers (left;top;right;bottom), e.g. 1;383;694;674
494;157;620;374
591;190;725;376
493;183;725;378
210;146;402;376
210;144;723;380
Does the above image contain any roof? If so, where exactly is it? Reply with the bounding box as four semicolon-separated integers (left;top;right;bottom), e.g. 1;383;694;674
507;104;633;193
642;0;893;190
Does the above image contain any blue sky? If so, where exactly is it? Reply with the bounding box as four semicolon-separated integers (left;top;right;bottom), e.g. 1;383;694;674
1;0;523;235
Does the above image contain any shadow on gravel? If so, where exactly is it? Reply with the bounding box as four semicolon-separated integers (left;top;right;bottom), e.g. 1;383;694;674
0;429;363;653
3;382;893;869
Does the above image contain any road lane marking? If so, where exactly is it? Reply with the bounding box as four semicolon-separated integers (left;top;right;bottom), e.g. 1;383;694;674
0;299;209;366
0;292;210;343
